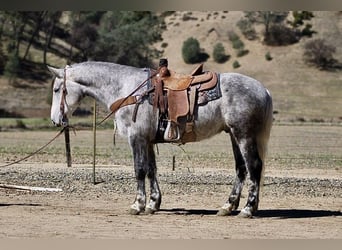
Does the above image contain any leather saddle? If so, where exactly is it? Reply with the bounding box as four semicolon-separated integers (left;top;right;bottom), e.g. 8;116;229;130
150;64;220;144
109;64;221;144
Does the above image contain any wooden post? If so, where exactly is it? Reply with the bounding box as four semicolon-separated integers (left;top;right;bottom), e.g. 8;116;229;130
92;99;97;184
172;155;176;171
64;126;72;167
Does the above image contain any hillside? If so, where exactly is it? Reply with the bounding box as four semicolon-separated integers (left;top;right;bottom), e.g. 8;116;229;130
0;11;341;124
156;11;342;123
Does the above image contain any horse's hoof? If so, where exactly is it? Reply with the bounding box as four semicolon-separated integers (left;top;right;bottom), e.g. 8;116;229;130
145;207;157;215
217;208;231;216
238;207;254;218
129;208;141;215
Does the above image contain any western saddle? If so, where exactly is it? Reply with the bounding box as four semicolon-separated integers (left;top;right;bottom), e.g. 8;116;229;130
110;59;221;144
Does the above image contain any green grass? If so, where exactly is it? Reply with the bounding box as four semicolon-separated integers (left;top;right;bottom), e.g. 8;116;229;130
0;117;114;130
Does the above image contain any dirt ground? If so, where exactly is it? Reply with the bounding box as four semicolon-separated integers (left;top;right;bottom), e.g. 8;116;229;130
0;124;341;239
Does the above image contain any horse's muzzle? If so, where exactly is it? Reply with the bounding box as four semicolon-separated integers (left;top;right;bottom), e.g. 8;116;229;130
51;116;68;127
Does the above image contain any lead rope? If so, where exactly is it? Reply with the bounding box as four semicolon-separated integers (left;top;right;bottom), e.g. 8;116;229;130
0;65;72;168
0;127;66;168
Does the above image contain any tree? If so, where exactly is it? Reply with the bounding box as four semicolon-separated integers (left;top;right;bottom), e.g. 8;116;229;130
2;12;28;56
244;11;289;44
41;11;62;65
303;39;339;70
93;11;164;67
23;11;48;60
68;11;105;62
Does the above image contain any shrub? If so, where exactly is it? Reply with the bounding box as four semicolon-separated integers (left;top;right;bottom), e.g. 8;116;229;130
303;39;339;70
265;52;273;61
213;43;229;63
291;11;314;28
264;24;299;46
237;18;257;40
232;60;240;69
182;37;209;64
301;24;316;37
228;31;245;50
236;49;249;57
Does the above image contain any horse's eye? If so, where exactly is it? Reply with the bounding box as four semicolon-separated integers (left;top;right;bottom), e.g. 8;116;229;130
53;87;60;93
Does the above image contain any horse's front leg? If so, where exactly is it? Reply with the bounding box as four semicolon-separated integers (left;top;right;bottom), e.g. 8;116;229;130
145;143;162;214
129;137;148;215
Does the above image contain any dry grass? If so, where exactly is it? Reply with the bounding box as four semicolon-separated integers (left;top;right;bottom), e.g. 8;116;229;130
156;11;342;123
0;11;341;123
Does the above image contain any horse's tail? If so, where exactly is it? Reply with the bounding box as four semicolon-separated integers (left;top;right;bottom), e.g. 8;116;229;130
258;89;273;189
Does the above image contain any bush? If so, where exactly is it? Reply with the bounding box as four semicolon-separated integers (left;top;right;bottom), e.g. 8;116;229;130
303;39;339;70
301;24;316;37
291;11;314;28
236;49;249;57
228;31;245;50
237;18;257;40
265;52;273;61
213;43;229;63
264;24;299;46
232;60;240;69
182;37;209;64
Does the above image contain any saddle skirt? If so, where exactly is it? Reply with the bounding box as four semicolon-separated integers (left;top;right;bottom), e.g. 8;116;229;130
148;65;221;144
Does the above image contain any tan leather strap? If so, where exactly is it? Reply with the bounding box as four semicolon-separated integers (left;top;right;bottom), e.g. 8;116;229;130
110;96;137;113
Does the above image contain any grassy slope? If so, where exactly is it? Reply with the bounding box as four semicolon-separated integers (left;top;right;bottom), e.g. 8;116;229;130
156;11;342;123
0;11;341;125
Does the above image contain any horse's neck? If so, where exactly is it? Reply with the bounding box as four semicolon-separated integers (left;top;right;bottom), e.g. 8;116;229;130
72;64;143;110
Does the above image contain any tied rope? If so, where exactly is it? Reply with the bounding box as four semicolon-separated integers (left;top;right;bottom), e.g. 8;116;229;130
0;127;66;168
1;65;72;168
0;67;156;168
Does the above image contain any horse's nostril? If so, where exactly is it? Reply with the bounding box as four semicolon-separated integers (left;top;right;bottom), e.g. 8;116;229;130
51;120;61;127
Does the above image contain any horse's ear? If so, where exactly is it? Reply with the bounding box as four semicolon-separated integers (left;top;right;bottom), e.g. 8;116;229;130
47;65;64;78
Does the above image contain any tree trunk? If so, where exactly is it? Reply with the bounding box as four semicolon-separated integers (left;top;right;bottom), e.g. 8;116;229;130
23;11;47;60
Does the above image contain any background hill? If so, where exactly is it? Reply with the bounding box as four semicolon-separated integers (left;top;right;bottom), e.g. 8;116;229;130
0;11;341;125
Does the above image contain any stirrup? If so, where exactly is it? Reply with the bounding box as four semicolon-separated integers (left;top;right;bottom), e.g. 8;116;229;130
164;121;180;142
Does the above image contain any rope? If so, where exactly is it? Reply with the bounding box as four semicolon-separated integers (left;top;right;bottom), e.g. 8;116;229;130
0;127;66;168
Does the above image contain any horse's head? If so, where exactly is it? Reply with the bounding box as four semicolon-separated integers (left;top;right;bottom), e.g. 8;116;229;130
48;65;83;127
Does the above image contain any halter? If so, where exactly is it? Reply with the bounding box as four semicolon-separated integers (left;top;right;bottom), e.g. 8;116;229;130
60;65;70;126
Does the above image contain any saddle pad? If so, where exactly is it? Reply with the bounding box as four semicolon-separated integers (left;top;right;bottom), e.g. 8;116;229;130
198;74;221;105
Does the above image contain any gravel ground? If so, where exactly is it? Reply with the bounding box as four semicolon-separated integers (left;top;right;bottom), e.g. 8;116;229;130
0;126;341;238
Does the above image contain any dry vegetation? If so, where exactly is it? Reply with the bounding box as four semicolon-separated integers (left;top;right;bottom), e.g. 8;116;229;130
1;11;341;124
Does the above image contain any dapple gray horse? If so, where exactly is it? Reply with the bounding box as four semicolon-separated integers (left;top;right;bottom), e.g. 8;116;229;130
49;61;273;217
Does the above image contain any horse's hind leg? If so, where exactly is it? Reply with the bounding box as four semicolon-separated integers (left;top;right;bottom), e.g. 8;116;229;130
238;138;263;218
145;144;162;214
218;133;247;216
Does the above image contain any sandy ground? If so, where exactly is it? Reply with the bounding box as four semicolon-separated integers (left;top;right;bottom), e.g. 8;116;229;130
0;125;341;239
